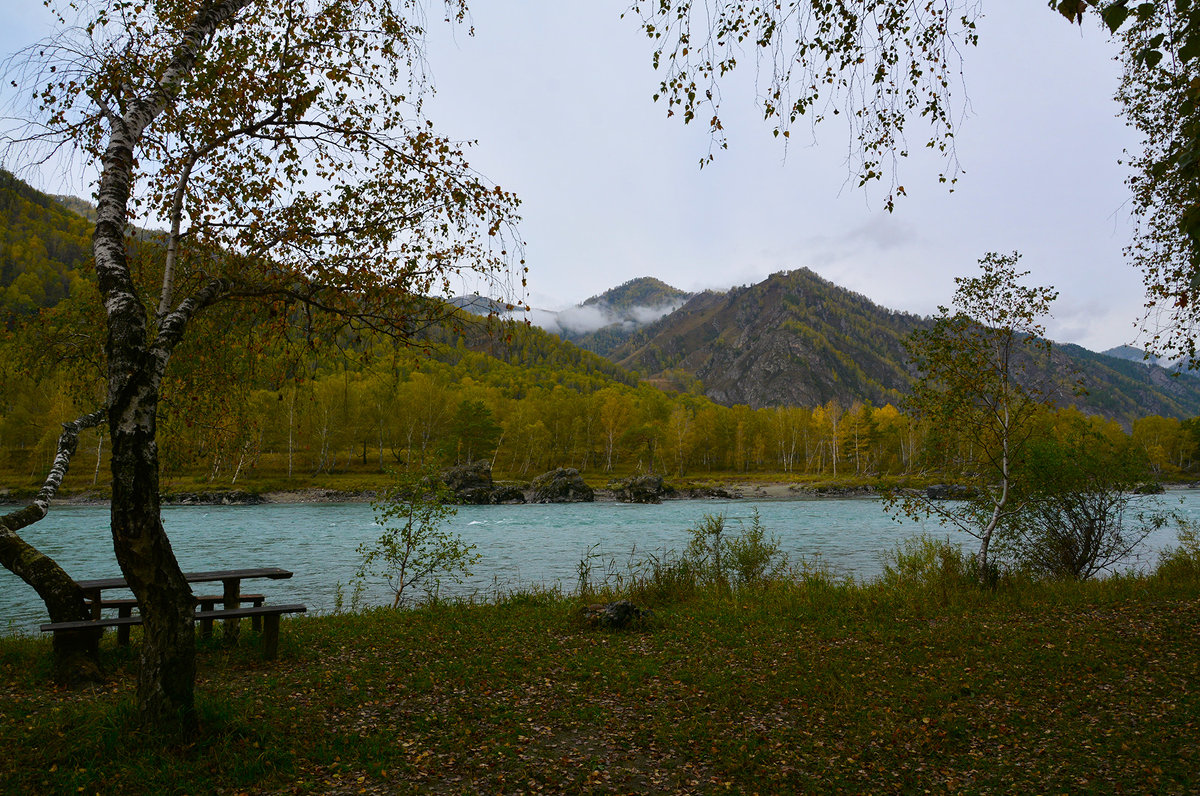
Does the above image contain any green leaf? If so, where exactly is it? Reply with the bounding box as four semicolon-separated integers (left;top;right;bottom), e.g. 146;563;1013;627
1101;1;1129;33
1139;48;1165;68
1180;33;1200;63
1056;0;1086;22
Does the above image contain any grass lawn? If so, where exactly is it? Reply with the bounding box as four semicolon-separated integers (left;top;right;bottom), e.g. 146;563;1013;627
2;561;1199;795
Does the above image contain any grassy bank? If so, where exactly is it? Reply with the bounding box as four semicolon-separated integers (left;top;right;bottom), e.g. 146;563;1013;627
3;544;1199;795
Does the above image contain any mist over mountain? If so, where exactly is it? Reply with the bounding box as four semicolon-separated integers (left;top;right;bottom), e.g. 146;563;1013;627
526;277;693;355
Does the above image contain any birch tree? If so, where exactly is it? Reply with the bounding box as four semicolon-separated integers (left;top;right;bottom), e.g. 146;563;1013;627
889;252;1058;574
3;0;519;736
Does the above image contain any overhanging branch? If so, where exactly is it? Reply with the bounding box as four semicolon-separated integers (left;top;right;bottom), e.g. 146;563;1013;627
0;409;106;535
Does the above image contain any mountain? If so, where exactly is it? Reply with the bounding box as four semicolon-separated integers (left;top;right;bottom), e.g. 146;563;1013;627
1100;343;1199;377
1054;343;1200;420
10;167;1200;423
581;276;692;312
528;277;693;356
612;269;922;407
606;268;1200;421
1103;344;1152;364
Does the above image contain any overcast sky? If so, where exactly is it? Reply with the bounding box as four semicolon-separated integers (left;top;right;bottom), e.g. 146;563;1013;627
2;1;1145;352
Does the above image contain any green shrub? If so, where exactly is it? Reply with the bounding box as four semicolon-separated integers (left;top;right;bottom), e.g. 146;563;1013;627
683;509;787;590
880;534;970;596
1155;519;1200;584
354;467;479;608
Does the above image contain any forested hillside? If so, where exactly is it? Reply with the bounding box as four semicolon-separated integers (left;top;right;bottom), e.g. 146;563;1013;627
5;173;1200;493
538;277;694;356
614;269;933;407
581;276;692;312
0;170;93;320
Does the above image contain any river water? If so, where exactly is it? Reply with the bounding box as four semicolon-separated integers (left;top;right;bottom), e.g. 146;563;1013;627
4;491;1198;633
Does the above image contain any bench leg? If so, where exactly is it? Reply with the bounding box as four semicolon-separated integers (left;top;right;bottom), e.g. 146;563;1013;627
261;613;281;660
250;597;265;631
198;599;216;639
222;579;241;645
117;606;132;646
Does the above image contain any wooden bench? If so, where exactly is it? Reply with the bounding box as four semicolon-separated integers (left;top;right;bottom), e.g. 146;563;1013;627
40;603;307;660
96;594;267;645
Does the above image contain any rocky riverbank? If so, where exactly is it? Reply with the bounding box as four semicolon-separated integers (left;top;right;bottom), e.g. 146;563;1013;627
12;478;863;508
20;476;1192;508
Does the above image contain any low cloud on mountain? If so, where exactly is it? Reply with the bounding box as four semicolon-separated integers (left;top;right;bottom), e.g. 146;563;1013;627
526;301;685;337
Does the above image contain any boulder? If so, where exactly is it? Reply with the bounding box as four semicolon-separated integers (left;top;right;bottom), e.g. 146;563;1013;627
162;490;266;505
607;474;675;504
441;460;494;493
456;486;496;505
530;467;594;503
792;484;876;498
685;485;739;499
440;461;528;504
925;484;977;500
488;484;527;504
581;600;650;629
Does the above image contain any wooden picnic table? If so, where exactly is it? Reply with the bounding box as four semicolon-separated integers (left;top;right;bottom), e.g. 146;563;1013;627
76;566;294;614
77;567;295;641
44;567;304;659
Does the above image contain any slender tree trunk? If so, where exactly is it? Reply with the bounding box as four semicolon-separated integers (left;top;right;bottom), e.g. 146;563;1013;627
108;372;197;735
0;411;106;683
287;389;295;479
93;430;103;486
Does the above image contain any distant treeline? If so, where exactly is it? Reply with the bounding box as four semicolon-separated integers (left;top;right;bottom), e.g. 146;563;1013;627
4;316;1199;489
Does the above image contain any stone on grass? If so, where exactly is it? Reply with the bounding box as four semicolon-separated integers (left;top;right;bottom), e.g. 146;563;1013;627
581;600;650;629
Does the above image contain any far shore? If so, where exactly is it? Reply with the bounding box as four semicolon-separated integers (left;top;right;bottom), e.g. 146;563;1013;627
7;479;1196;509
8;480;874;507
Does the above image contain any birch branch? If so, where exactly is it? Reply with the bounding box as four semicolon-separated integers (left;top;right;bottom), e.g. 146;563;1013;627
0;409;106;535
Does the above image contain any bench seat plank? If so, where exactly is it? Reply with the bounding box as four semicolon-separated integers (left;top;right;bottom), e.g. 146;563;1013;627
40;604;306;660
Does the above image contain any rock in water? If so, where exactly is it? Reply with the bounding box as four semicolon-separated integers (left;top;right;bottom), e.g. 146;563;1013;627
530;467;594;503
441;461;494;493
440;461;527;505
925;484;977;500
607;474;674;504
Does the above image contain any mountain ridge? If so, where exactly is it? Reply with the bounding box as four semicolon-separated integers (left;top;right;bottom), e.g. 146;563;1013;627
587;268;1200;422
6;170;1200;422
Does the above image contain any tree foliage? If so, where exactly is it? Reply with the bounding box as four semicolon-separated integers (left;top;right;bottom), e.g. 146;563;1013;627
1050;1;1200;362
355;467;477;608
1004;415;1166;580
1106;1;1200;361
628;0;981;206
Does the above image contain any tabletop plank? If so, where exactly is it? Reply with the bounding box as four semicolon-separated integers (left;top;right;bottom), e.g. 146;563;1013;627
77;567;293;591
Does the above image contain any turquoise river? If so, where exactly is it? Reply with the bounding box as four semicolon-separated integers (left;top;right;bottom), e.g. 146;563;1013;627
4;491;1199;633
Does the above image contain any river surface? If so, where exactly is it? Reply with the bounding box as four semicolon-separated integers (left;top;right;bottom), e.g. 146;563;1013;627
4;491;1198;633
